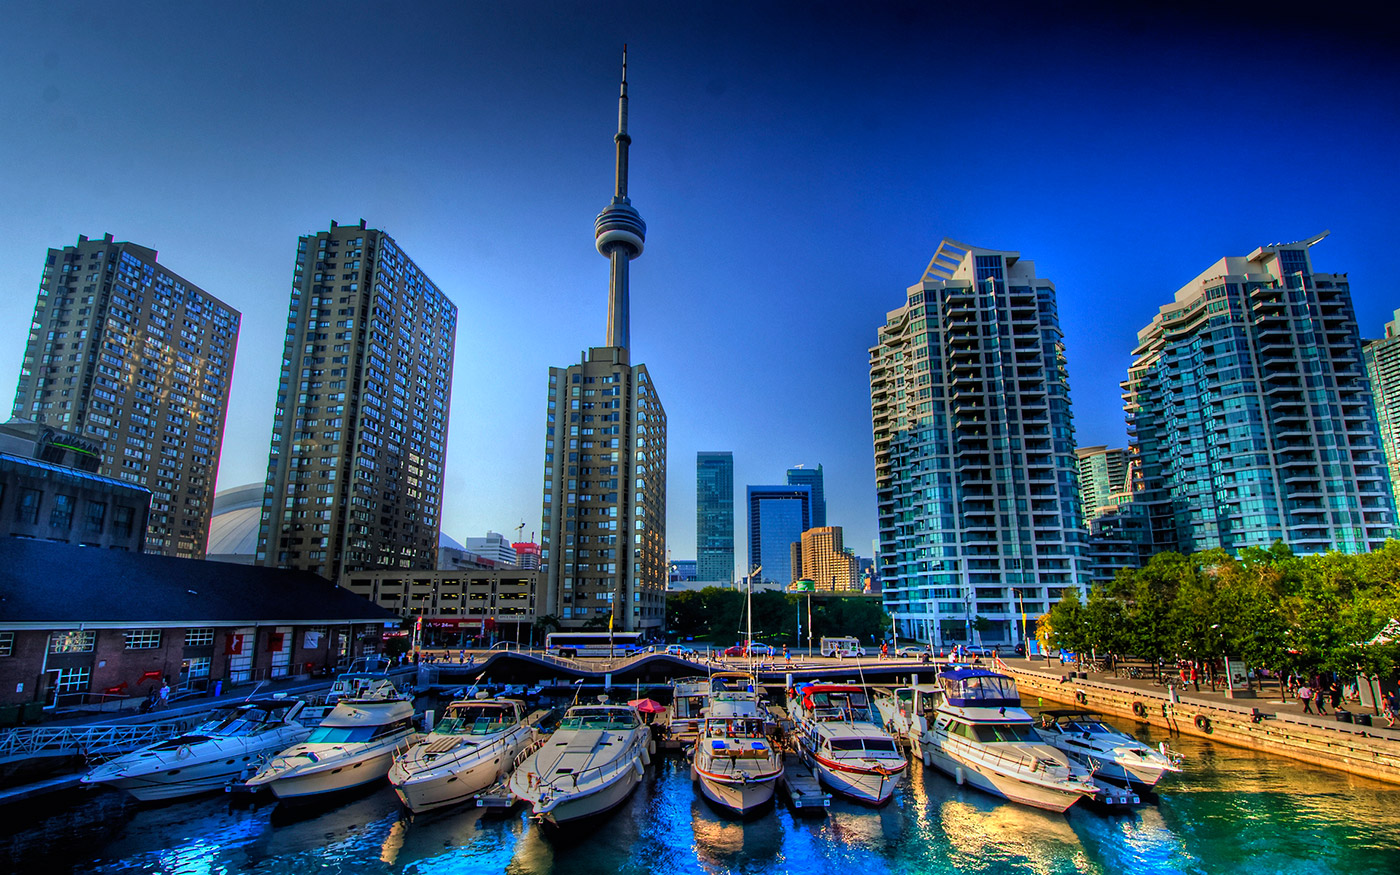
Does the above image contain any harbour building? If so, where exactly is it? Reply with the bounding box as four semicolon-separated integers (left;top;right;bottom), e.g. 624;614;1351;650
696;451;735;585
786;463;826;528
10;233;239;558
747;484;811;587
869;239;1088;647
539;52;667;634
1124;233;1393;555
256;221;457;581
1363;308;1400;509
1075;445;1131;525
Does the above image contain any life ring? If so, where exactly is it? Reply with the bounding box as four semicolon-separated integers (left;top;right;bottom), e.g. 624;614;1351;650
176;745;192;760
1075;690;1088;705
1194;714;1212;733
1132;701;1148;718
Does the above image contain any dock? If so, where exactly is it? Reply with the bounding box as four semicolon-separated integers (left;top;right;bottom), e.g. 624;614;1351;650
475;779;518;813
779;752;829;813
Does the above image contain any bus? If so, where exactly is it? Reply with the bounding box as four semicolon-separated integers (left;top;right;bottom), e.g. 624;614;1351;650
544;631;646;659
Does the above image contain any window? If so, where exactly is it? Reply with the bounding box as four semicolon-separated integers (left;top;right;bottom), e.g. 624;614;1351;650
113;505;134;537
124;629;162;650
85;501;106;533
49;630;95;653
16;489;40;524
184;628;215;647
182;656;211;680
53;666;91;695
0;631;12;656
50;494;75;529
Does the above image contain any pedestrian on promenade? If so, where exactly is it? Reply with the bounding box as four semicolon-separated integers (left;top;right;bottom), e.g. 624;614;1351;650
158;678;170;710
880;642;889;660
1384;689;1398;727
1327;678;1343;711
1298;683;1315;714
1313;675;1328;715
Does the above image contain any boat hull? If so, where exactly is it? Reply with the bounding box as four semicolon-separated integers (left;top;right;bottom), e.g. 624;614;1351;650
803;749;900;804
920;740;1084;812
391;737;527;813
693;764;779;814
263;748;400;800
528;763;642;826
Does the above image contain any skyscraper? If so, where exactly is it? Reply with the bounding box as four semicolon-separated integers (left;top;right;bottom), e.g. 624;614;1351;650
696;451;734;584
1363;309;1400;509
746;484;811;587
869;239;1088;647
798;525;859;592
786;463;826;528
11;233;240;558
539;51;667;634
1075;445;1130;524
256;220;457;581
1125;232;1393;554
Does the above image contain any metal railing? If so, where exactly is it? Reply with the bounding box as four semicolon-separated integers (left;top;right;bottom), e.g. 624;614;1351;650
0;719;200;764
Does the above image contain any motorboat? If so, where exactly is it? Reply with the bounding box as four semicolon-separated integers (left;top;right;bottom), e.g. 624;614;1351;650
788;683;906;804
82;699;311;801
244;687;419;800
1034;709;1182;793
326;655;405;705
667;677;712;746
917;668;1100;812
690;690;783;815
508;701;651;825
389;696;542;813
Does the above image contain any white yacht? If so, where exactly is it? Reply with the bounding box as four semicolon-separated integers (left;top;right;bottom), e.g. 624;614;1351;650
667;677;711;746
789;683;906;804
508;702;650;826
690;691;783;815
389;697;541;813
918;668;1100;812
325;655;404;705
1034;710;1182;793
244;691;419;800
82;699;311;801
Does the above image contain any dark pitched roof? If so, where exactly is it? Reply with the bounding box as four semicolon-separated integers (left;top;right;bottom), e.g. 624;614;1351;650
0;537;399;628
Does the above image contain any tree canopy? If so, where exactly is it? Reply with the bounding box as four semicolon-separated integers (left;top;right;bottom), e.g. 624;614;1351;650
665;588;890;646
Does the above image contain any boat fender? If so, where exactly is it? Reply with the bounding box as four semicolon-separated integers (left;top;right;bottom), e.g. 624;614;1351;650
1075;690;1088;705
633;759;645;777
922;748;931;768
642;745;651;766
954;766;965;786
1132;701;1148;718
1194;714;1212;733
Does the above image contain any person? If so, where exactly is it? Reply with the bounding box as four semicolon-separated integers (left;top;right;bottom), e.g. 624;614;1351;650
782;644;789;660
1298;683;1314;714
880;642;889;660
1327;678;1343;711
1384;689;1398;728
158;678;171;710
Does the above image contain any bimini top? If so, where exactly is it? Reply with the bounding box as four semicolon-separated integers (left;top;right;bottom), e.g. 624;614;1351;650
938;669;1021;709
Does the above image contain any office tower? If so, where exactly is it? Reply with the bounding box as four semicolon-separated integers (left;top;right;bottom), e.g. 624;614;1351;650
800;525;859;592
539;52;668;634
1125;232;1393;554
1075;445;1130;524
1364;309;1400;508
746;484;811;586
696;451;734;584
786;463;826;528
869;239;1088;647
513;541;542;570
10;233;239;558
256;220;457;581
460;532;518;566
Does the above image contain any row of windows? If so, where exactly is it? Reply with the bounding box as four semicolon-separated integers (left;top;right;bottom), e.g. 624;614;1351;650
41;627;216;654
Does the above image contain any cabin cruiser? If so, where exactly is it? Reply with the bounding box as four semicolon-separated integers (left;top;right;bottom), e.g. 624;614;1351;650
389;697;541;812
667;677;712;746
919;668;1099;811
690;690;783;815
789;683;906;804
244;686;419;800
1034;710;1182;792
326;655;406;705
509;701;651;825
82;699;311;801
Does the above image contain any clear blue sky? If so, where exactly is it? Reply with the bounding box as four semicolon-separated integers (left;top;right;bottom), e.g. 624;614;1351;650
1;3;1396;579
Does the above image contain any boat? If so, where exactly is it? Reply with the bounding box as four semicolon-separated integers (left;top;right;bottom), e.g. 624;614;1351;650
915;668;1100;812
690;689;784;815
508;700;651;825
788;682;906;804
244;685;420;800
81;698;312;801
1033;709;1182;793
667;676;712;745
389;696;542;813
326;655;405;705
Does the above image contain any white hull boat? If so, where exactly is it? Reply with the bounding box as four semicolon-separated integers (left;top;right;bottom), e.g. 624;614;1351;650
690;691;782;815
789;683;905;804
390;697;541;813
509;703;650;825
1035;710;1182;793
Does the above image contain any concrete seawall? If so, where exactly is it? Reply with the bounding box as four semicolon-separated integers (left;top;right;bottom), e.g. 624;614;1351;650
1000;660;1400;786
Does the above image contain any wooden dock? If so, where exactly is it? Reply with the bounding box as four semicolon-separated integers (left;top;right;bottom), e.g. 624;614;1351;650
779;752;829;813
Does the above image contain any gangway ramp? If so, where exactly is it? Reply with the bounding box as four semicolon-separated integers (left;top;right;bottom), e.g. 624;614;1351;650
0;719;198;765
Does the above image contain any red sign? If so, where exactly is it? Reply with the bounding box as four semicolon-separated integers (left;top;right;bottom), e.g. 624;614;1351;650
266;632;286;653
225;633;245;655
423;618;471;630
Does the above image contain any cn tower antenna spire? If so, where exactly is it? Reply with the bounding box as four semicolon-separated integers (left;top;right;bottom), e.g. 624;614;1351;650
595;45;646;353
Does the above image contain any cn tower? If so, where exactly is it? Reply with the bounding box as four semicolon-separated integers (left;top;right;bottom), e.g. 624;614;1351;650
595;46;645;353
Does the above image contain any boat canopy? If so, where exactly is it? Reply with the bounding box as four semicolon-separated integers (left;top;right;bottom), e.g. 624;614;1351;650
939;669;1020;708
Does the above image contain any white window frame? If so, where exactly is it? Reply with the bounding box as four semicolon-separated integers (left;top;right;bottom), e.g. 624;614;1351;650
124;629;162;650
49;630;95;653
184;627;215;647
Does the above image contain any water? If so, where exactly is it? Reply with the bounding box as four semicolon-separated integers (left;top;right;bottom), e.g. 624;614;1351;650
4;721;1397;875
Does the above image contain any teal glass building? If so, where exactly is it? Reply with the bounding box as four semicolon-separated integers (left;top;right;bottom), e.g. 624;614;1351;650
696;451;734;584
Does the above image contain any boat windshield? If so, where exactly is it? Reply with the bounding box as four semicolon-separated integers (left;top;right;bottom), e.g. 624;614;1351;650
437;705;516;735
969;722;1041;743
828;737;898;754
1063;720;1114;735
195;707;281;735
558;707;638;730
308;725;377;744
948;675;1018;702
704;718;764;739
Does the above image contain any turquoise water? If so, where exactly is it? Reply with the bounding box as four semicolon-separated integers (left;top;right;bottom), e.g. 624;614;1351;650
5;722;1397;874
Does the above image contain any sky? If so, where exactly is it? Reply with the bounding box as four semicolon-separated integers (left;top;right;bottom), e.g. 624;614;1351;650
1;2;1397;579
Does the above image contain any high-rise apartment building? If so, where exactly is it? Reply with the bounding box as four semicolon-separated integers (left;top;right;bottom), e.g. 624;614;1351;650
1125;232;1393;554
1363;309;1400;508
869;239;1088;647
539;52;667;634
786;463;826;528
798;525;859;592
11;233;239;558
1075;445;1130;524
696;451;734;584
746;484;811;587
256;220;457;581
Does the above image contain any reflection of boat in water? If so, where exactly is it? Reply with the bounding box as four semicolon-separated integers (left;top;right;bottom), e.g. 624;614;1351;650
789;683;906;804
389;696;541;812
690;690;783;814
1034;710;1182;793
938;796;1084;866
82;699;312;801
508;702;651;825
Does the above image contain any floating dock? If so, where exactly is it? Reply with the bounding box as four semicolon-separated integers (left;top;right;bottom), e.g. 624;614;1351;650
779;752;829;813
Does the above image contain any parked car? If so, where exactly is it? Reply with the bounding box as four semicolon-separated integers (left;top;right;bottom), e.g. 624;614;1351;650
748;643;775;656
896;646;929;658
963;645;1000;658
665;644;696;657
722;644;746;657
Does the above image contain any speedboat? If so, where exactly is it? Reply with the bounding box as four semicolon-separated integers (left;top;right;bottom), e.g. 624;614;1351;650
244;689;419;800
1034;709;1182;792
82;699;311;801
389;696;541;812
667;677;712;746
918;668;1099;812
326;655;404;705
789;683;906;804
690;690;783;815
508;701;650;825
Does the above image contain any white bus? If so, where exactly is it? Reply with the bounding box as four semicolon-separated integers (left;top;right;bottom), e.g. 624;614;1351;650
544;631;645;659
820;636;866;658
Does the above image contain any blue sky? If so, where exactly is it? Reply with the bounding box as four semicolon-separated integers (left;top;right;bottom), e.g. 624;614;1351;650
1;3;1396;578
